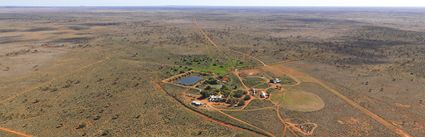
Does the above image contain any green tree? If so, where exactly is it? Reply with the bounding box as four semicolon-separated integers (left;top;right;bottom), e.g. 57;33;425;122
221;85;229;91
200;90;214;99
205;78;218;85
243;95;251;100
226;98;239;105
222;90;231;97
238;100;245;106
233;90;245;98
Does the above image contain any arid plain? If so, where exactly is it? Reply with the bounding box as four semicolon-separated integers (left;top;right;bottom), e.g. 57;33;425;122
1;7;425;137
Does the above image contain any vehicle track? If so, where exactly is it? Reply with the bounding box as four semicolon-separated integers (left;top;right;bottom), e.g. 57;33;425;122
193;18;266;66
221;107;274;112
232;70;256;110
0;127;33;137
275;103;300;137
192;18;225;52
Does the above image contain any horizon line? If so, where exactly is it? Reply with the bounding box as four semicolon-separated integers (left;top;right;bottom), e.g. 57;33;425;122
1;5;425;8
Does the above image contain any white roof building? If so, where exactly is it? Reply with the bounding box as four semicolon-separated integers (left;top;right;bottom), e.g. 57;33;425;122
260;91;268;98
191;101;203;106
251;88;257;95
271;78;281;84
209;95;223;102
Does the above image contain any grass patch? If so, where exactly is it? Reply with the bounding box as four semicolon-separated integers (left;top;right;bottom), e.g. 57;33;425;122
165;65;192;76
271;89;325;112
162;83;187;96
245;99;275;110
196;108;267;136
280;75;297;85
253;83;269;89
266;88;280;94
190;58;247;75
226;109;284;137
243;76;266;88
175;55;248;75
227;73;243;90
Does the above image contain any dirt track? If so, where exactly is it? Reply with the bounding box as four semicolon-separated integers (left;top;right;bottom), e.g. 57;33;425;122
275;105;300;137
192;18;226;55
193;18;267;66
0;127;33;137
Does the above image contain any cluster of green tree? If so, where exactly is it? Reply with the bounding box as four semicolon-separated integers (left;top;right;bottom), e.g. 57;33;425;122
166;65;192;75
200;89;219;99
225;96;248;107
204;77;218;85
178;55;214;66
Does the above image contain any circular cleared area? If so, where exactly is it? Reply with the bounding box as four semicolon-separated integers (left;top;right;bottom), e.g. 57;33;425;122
272;90;325;112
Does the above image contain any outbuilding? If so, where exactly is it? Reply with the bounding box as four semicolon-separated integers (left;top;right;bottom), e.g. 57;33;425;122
251;88;257;95
191;101;203;106
209;95;224;102
260;91;268;98
270;78;281;84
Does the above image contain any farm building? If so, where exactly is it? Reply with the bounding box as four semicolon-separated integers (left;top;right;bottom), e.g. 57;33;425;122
251;88;257;95
260;91;268;98
191;101;203;106
270;78;281;84
209;95;224;102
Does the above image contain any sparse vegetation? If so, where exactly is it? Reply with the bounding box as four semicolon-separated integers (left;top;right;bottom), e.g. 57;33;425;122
280;75;296;85
242;76;265;88
1;7;424;137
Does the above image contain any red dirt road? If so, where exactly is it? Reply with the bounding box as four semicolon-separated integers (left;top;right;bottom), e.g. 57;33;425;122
0;127;33;137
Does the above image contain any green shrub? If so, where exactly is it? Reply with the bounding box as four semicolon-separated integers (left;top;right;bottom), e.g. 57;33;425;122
243;95;251;100
233;90;245;98
200;90;215;99
238;99;245;106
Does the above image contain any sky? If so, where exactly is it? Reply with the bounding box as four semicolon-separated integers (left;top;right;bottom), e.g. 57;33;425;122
1;0;425;7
